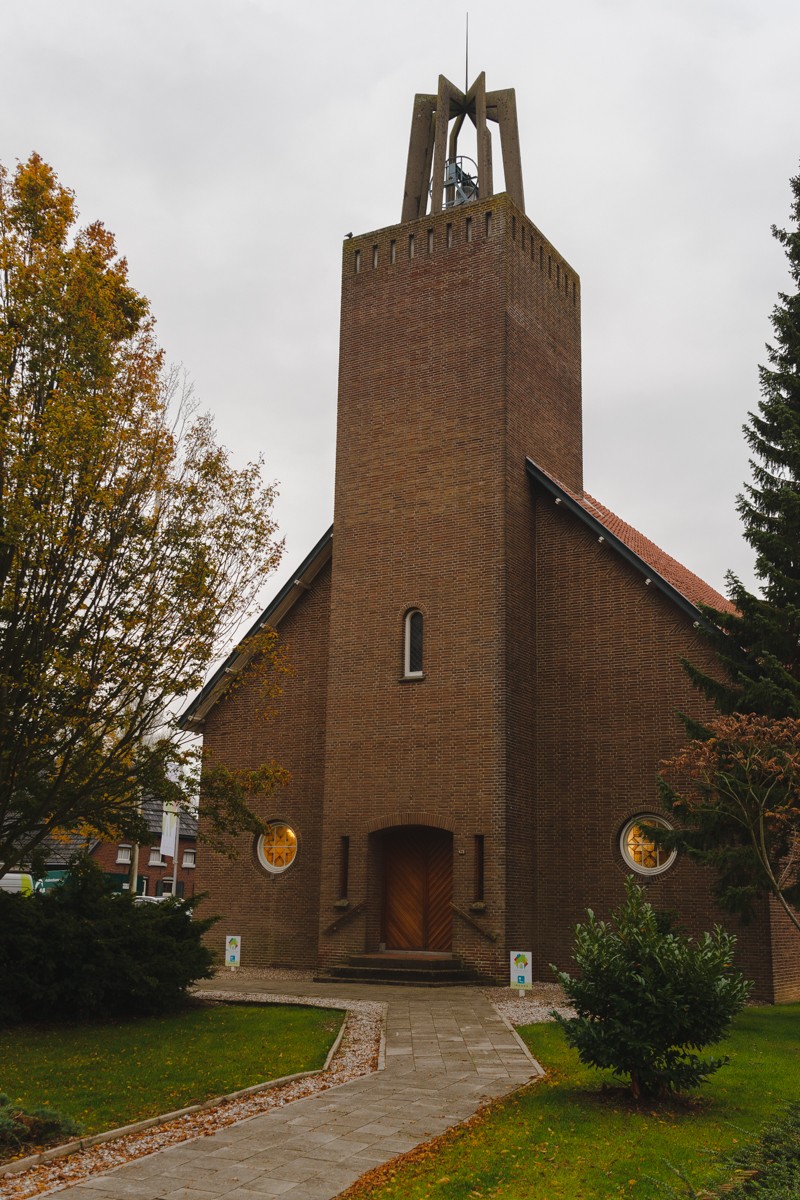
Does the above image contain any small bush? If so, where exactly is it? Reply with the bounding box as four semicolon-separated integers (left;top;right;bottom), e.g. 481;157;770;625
655;1101;800;1197
552;877;750;1099
0;1093;80;1155
0;856;216;1025
713;1101;800;1197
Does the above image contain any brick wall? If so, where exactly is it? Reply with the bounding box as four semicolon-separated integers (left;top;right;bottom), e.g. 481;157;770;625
196;561;331;969
503;200;582;958
319;196;582;976
769;896;800;1001
530;497;782;1000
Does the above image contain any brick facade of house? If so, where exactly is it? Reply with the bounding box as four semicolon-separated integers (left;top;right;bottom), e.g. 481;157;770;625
88;805;198;899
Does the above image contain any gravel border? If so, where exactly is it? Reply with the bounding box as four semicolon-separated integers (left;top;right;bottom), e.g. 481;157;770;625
484;981;576;1026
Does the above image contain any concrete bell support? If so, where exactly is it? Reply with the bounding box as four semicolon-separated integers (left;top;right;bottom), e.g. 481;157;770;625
401;72;525;222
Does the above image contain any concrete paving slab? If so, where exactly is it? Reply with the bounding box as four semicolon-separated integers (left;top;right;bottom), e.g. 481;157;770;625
41;981;540;1200
159;1191;222;1200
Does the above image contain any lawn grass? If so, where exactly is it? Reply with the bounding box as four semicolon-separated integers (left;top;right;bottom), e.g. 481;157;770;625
0;1001;343;1143
345;1004;800;1199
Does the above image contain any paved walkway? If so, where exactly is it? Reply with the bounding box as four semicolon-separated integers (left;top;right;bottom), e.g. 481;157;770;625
50;978;540;1200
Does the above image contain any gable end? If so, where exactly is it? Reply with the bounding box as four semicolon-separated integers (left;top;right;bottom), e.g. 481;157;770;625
178;526;333;732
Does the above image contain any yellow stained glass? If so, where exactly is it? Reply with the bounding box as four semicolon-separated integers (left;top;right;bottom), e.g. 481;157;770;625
625;824;665;870
262;823;297;870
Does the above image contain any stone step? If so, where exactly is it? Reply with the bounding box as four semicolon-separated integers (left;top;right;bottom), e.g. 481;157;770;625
315;955;482;986
346;953;465;971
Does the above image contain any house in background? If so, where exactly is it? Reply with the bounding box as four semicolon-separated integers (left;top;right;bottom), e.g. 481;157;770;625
180;72;800;999
39;800;197;898
90;800;198;898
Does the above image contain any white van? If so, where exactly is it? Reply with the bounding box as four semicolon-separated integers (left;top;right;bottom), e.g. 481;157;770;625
0;873;34;896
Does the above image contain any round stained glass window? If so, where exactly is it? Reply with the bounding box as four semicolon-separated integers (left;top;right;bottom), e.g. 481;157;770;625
256;822;298;874
620;815;676;876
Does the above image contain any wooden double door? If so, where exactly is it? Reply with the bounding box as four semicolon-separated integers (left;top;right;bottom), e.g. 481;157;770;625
381;825;453;951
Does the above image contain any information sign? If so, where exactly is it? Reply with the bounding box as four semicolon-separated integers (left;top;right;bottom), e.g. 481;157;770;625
225;935;241;970
510;950;532;996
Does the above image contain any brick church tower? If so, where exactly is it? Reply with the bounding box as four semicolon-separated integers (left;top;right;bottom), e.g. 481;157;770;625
184;73;800;1000
318;74;581;977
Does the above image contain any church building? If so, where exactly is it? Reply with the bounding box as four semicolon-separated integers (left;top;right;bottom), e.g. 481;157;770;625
180;74;800;1001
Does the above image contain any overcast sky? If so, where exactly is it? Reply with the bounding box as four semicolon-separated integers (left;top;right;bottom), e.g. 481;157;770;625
3;0;800;645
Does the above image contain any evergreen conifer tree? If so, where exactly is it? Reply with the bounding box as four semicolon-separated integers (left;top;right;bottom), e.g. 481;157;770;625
656;171;800;925
687;168;800;718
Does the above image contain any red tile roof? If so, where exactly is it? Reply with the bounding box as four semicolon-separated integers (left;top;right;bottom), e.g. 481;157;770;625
577;490;736;614
526;457;735;615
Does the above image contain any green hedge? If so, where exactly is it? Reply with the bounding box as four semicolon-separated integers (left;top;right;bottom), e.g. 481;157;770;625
0;857;216;1024
0;1093;80;1155
717;1101;800;1198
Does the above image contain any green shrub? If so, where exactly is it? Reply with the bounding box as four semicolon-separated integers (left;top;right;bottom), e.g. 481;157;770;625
714;1101;800;1197
0;1093;80;1154
552;877;751;1099
0;856;216;1024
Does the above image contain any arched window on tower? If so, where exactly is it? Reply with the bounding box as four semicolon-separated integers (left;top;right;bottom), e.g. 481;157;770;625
404;609;424;678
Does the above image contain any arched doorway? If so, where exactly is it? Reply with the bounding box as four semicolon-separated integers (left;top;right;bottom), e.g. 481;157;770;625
381;825;453;951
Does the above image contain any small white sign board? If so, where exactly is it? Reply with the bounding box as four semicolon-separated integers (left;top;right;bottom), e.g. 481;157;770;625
225;935;241;970
510;950;532;997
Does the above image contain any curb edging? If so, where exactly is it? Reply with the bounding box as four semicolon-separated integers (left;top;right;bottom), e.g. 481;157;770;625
0;991;360;1180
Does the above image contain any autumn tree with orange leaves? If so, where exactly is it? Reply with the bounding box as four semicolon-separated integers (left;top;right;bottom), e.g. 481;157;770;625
658;716;800;931
0;154;287;878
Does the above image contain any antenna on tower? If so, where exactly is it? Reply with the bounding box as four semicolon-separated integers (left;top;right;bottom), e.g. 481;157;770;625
465;12;469;93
